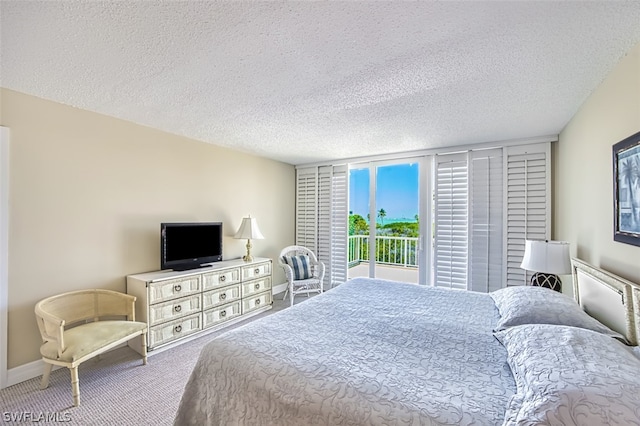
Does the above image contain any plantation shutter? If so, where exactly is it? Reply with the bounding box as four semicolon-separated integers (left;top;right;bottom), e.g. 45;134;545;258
295;165;348;289
330;165;349;287
433;153;468;290
317;166;332;289
504;143;551;287
469;148;503;292
295;167;318;253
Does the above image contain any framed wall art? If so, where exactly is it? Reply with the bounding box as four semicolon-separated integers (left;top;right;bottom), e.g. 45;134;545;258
613;130;640;247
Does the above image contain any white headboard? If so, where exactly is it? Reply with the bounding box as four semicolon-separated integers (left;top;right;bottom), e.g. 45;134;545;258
571;258;639;345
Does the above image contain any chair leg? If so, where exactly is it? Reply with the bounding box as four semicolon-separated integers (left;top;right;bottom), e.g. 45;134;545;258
282;288;289;301
290;288;294;307
70;366;80;407
40;362;53;390
141;333;148;365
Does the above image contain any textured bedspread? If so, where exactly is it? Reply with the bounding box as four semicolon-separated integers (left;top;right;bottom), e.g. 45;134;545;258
174;278;516;425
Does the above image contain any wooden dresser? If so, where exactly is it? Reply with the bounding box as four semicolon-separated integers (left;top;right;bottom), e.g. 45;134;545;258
126;257;272;353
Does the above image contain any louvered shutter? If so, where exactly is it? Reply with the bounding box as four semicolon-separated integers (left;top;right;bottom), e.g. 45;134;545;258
505;143;551;287
296;165;348;289
317;166;332;289
295;167;318;253
330;165;348;287
469;148;503;292
433;153;468;289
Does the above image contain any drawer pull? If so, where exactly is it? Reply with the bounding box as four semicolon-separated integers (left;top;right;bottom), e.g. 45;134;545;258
255;283;261;290
220;310;227;318
220;275;226;282
254;268;260;274
174;305;182;313
174;284;182;292
255;299;261;306
220;293;227;301
174;325;183;333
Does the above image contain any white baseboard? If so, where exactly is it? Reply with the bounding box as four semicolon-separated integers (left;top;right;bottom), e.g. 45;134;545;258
272;282;287;295
6;359;62;388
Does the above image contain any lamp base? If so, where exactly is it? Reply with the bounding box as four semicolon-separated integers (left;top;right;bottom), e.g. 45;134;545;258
242;239;253;262
530;272;562;292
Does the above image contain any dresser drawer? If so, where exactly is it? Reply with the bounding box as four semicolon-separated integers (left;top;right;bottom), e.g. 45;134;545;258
242;276;272;297
202;284;241;310
202;267;241;290
148;294;201;326
149;276;200;304
203;301;242;329
241;261;271;281
242;290;272;314
148;313;201;349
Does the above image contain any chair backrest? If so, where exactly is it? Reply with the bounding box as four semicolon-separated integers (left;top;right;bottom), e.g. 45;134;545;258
35;289;135;325
35;289;137;351
278;245;319;265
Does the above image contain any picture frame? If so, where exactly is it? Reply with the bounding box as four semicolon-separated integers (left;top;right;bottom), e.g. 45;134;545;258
613;130;640;247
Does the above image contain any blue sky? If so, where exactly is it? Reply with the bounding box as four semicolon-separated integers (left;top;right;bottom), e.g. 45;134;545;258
349;163;419;221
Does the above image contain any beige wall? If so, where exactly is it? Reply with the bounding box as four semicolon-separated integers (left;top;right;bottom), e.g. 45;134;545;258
0;88;295;368
555;42;640;282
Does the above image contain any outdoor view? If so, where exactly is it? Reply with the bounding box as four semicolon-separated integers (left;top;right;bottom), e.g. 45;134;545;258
348;163;420;283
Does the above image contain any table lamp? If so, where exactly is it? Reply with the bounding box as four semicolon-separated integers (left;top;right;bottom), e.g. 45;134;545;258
520;240;571;292
234;215;264;262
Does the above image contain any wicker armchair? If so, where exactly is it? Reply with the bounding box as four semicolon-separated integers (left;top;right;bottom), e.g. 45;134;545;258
278;245;325;306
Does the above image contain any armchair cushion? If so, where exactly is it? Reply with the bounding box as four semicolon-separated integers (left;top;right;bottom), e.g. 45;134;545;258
40;320;147;363
282;255;312;280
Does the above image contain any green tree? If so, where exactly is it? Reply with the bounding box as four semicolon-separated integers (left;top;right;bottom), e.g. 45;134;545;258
378;208;386;225
349;214;369;235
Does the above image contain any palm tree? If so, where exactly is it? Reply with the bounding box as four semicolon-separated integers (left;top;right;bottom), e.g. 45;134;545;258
619;157;638;229
378;208;386;225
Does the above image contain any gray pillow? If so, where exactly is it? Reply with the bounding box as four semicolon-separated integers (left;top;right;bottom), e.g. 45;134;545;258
490;285;625;341
496;324;640;426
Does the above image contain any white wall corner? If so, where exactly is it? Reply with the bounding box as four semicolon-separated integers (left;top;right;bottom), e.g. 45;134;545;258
1;126;9;389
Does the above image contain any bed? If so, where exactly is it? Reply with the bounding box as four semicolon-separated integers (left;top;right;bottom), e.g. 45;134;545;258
174;258;640;425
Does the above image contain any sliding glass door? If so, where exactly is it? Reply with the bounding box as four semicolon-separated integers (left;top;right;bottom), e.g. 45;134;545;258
348;159;424;284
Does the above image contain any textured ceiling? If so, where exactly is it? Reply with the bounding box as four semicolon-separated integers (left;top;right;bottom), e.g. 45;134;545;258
2;1;640;165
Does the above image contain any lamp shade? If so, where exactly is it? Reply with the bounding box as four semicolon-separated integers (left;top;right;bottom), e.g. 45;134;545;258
234;216;264;240
520;240;571;275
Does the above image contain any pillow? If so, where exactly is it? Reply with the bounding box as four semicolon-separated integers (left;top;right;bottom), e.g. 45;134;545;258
490;285;625;341
496;324;640;426
282;255;311;280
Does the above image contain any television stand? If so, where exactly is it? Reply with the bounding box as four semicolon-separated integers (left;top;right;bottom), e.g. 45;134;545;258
126;257;272;354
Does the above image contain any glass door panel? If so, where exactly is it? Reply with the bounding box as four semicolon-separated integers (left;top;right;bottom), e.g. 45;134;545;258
374;163;419;283
347;168;370;279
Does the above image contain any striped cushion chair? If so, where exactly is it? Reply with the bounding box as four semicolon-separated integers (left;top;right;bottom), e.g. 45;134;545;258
278;245;325;306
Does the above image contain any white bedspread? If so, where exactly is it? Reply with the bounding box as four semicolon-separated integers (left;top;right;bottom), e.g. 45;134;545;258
174;278;515;425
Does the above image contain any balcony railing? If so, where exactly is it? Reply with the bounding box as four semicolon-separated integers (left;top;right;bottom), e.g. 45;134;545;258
348;235;419;268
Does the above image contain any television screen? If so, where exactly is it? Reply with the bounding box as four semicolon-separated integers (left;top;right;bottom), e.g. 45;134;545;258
161;222;223;270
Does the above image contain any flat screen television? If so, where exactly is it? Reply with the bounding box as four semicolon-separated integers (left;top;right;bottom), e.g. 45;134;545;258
161;222;223;271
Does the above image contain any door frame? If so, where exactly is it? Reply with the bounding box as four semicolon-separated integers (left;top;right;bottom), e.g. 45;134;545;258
349;156;428;284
